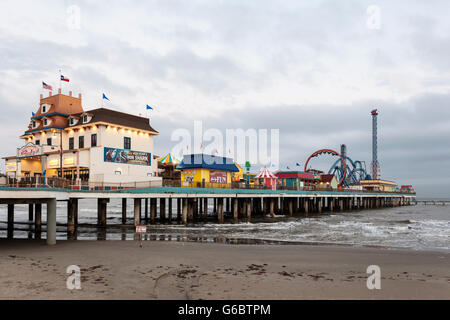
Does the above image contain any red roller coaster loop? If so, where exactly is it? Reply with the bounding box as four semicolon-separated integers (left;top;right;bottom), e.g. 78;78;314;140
304;149;347;187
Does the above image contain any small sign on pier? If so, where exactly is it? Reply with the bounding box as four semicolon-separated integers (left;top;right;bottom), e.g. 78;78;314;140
135;226;147;247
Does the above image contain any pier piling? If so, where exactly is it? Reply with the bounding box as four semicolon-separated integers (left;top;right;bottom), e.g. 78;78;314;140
7;204;14;239
35;203;42;239
134;198;141;226
46;199;57;245
97;198;109;227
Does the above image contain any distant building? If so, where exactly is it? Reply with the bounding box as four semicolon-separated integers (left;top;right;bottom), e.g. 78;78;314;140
176;154;239;188
318;174;338;189
360;179;397;192
3;89;160;185
275;170;319;190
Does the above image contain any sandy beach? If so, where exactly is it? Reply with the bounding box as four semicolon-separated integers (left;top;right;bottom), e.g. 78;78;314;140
0;240;449;300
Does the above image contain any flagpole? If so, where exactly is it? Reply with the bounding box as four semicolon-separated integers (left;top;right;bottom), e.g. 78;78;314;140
59;69;61;90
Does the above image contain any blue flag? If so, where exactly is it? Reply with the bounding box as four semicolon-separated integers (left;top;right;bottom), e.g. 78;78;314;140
102;93;109;100
32;112;35;116
287;166;290;170
296;163;300;166
146;105;153;110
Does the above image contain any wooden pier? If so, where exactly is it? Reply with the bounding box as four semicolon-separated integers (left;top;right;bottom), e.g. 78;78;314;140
0;187;416;245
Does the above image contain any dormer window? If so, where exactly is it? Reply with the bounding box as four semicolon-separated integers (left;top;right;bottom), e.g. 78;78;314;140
41;103;50;113
83;115;88;123
70;118;74;126
44;119;48;126
32;121;37;128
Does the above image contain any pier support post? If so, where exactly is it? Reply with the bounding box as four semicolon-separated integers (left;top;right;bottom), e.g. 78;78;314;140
35;203;42;239
97;198;109;227
226;198;230;213
304;199;309;216
288;198;293;216
233;198;238;222
144;198;149;221
122;198;127;224
204;198;208;220
317;198;322;214
188;199;194;222
182;198;188;225
47;199;57;245
67;198;77;239
263;198;268;215
246;198;252;222
329;198;334;212
193;198;198;219
213;198;217;214
177;198;181;221
150;198;156;224
28;203;33;221
270;198;275;218
134;198;141;226
7;204;14;239
168;198;173;222
160;198;166;222
218;198;224;223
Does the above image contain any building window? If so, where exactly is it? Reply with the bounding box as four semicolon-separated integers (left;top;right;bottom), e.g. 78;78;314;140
124;137;131;150
32;121;36;128
70;118;74;126
91;134;97;147
115;170;122;175
35;139;40;146
69;137;74;150
43;119;48;126
42;105;46;113
79;136;84;149
83;115;88;123
47;138;52;146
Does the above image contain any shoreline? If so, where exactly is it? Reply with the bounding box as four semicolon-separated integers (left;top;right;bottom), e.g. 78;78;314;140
0;240;449;300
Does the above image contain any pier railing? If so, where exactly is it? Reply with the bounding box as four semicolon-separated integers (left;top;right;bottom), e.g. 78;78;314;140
2;177;416;195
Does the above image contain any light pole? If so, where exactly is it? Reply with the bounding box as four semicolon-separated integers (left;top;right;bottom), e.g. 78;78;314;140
54;129;63;178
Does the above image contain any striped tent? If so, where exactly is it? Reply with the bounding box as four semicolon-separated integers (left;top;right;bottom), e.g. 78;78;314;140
158;153;180;166
255;166;277;179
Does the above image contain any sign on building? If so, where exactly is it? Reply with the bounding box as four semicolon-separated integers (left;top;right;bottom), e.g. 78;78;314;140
210;171;227;184
104;147;151;166
17;143;42;158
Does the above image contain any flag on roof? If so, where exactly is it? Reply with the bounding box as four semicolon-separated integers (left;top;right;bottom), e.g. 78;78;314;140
42;82;52;90
146;105;153;110
296;163;300;166
102;93;109;100
60;75;70;82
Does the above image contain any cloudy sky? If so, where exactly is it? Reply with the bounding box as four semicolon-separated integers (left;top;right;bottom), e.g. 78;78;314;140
0;0;449;198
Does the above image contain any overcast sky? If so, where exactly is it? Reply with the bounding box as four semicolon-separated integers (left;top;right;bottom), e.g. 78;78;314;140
0;0;449;198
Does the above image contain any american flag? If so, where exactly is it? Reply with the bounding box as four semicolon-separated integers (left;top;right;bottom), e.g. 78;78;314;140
42;82;53;90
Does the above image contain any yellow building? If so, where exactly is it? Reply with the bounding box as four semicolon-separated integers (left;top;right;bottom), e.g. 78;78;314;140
360;180;397;192
233;163;243;182
177;154;239;188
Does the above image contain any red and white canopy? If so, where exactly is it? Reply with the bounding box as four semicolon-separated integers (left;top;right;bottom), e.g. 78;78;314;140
256;166;277;179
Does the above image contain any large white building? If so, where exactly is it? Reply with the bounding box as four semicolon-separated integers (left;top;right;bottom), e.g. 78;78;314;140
4;89;161;186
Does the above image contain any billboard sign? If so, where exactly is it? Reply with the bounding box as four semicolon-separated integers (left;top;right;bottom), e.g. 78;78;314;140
210;171;227;184
104;147;151;166
17;143;42;158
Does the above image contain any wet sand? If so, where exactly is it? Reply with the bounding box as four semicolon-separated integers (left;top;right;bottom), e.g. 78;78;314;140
0;240;449;300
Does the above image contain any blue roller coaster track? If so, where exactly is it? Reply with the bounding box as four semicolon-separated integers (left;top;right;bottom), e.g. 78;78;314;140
328;157;370;187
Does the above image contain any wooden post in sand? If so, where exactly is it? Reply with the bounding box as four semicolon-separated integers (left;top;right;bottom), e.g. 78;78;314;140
217;198;224;223
304;199;309;217
317;198;322;214
329;197;334;212
28;203;33;221
46;198;57;246
288;198;293;216
339;199;344;212
67;198;77;239
182;198;188;225
122;198;127;224
134;198;141;226
226;198;230;213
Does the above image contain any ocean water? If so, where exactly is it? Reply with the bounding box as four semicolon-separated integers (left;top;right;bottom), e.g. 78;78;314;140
0;199;449;252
